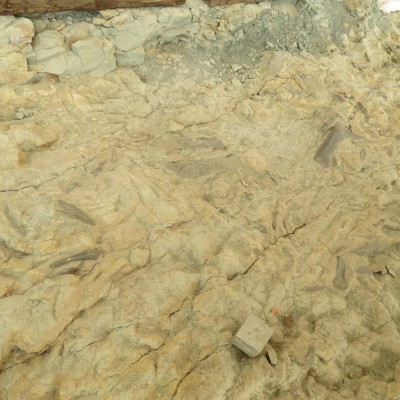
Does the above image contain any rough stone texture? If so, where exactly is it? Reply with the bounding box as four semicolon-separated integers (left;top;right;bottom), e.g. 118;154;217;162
28;36;116;76
0;2;400;400
23;7;200;74
0;16;37;83
112;15;160;50
61;22;90;49
4;17;35;47
72;38;109;72
33;30;65;50
116;45;145;66
158;7;193;26
1;1;280;76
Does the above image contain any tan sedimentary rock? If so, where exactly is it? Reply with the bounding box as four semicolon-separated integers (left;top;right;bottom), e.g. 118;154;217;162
0;5;400;400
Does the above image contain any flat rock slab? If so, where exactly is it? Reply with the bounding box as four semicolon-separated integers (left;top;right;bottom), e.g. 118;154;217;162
0;0;185;15
168;156;243;178
232;315;273;358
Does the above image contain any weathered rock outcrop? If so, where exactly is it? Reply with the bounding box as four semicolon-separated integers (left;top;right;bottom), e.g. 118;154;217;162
0;16;36;83
0;1;399;400
0;1;274;77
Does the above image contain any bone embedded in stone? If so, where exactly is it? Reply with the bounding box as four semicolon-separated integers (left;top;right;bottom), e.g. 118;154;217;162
266;346;278;366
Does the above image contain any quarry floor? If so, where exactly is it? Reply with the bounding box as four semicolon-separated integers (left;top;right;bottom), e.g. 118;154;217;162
0;1;400;399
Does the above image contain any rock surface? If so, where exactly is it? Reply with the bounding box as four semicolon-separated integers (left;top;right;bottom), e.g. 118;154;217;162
0;0;294;77
0;16;37;83
0;1;400;400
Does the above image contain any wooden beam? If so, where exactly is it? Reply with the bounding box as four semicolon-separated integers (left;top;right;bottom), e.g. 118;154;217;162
0;0;185;15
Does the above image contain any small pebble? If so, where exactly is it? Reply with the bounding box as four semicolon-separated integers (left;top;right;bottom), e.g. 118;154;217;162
231;64;242;72
265;41;274;50
54;22;66;32
266;347;278;366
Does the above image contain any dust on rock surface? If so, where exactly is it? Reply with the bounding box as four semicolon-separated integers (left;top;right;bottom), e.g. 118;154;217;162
1;0;400;399
132;0;358;84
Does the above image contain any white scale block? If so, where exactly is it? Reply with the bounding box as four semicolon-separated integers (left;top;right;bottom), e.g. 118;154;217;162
232;314;273;358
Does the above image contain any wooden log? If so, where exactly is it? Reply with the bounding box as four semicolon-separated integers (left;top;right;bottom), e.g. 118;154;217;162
0;0;185;15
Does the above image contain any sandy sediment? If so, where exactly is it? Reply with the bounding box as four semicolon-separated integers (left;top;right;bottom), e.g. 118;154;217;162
0;1;400;399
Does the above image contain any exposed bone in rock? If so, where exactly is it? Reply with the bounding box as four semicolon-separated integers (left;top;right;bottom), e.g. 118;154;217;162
314;124;360;168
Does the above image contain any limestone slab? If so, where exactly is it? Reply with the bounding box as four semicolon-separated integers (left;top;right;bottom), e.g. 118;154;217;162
113;16;160;51
32;47;66;63
89;38;116;77
61;22;90;49
158;8;193;27
32;30;65;51
72;38;105;72
116;46;145;67
29;53;68;74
